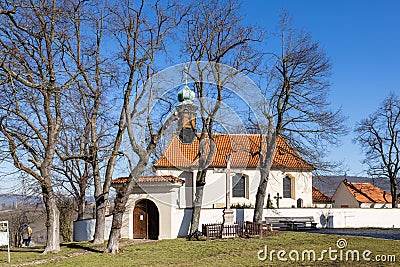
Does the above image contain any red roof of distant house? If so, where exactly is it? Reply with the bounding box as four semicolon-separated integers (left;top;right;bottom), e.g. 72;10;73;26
111;175;185;185
342;180;392;204
312;186;333;203
154;134;313;170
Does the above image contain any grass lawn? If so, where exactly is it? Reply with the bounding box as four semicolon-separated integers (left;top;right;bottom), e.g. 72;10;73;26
1;232;399;266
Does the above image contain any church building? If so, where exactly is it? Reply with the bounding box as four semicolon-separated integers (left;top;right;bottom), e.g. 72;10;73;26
111;83;314;240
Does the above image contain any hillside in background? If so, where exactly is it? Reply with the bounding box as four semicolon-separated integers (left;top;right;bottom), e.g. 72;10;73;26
0;194;42;210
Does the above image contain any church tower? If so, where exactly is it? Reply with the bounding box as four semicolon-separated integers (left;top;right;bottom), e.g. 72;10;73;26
176;82;197;144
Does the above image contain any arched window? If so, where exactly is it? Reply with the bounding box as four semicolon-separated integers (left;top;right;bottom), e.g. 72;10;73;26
232;174;246;198
283;176;292;198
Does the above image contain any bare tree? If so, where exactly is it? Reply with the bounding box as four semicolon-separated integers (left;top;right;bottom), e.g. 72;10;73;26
55;84;93;221
102;0;185;253
54;0;114;242
253;12;346;222
0;0;114;251
355;93;400;208
182;0;262;236
55;141;92;221
0;0;78;253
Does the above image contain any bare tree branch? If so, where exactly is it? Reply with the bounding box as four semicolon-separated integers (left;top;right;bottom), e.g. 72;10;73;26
355;92;400;207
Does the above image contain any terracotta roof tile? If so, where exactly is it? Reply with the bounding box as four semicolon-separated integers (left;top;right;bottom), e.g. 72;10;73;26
154;134;313;170
343;180;392;204
312;186;333;203
111;175;185;185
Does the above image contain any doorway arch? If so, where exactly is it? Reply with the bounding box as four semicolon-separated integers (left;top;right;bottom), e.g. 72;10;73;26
133;199;159;240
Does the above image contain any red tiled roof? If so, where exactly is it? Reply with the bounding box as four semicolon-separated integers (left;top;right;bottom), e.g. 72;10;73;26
312;186;333;203
111;175;185;185
154;134;313;170
343;180;392;204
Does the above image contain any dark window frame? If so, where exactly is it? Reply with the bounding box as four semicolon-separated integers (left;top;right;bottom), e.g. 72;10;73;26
232;174;246;198
283;176;292;198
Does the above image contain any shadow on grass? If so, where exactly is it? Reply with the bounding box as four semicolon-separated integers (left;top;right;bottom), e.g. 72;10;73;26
1;246;44;253
61;243;104;253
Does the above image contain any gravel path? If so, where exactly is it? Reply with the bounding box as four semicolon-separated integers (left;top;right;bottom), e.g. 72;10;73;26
11;239;155;266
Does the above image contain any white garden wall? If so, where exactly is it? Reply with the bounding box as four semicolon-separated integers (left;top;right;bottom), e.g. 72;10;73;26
169;208;400;238
250;208;400;229
73;216;112;242
74;208;400;241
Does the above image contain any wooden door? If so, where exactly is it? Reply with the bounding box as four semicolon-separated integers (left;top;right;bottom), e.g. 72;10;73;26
133;201;147;239
133;199;159;239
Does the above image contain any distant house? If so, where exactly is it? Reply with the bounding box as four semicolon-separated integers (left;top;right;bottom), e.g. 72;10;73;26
312;186;333;208
312;176;398;198
332;180;392;208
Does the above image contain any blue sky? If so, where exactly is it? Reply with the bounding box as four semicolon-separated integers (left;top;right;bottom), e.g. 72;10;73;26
242;0;400;176
1;1;399;194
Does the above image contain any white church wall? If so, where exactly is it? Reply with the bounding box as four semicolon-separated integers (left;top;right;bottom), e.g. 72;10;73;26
202;171;226;208
266;171;313;208
156;168;313;209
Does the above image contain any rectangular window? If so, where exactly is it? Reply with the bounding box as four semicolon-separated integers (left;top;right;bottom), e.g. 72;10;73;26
232;174;246;198
283;176;292;198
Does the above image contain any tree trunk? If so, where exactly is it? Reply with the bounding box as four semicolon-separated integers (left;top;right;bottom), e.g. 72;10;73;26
104;156;149;253
190;184;204;235
77;197;85;221
189;169;207;235
253;132;277;223
253;169;268;223
93;194;107;244
105;191;128;253
42;185;60;254
92;147;105;244
76;180;87;221
105;212;123;253
390;178;398;208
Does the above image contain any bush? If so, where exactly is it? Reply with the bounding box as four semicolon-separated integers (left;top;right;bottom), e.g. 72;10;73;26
56;194;75;242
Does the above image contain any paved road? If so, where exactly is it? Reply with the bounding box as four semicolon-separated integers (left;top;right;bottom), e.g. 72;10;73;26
305;228;400;241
